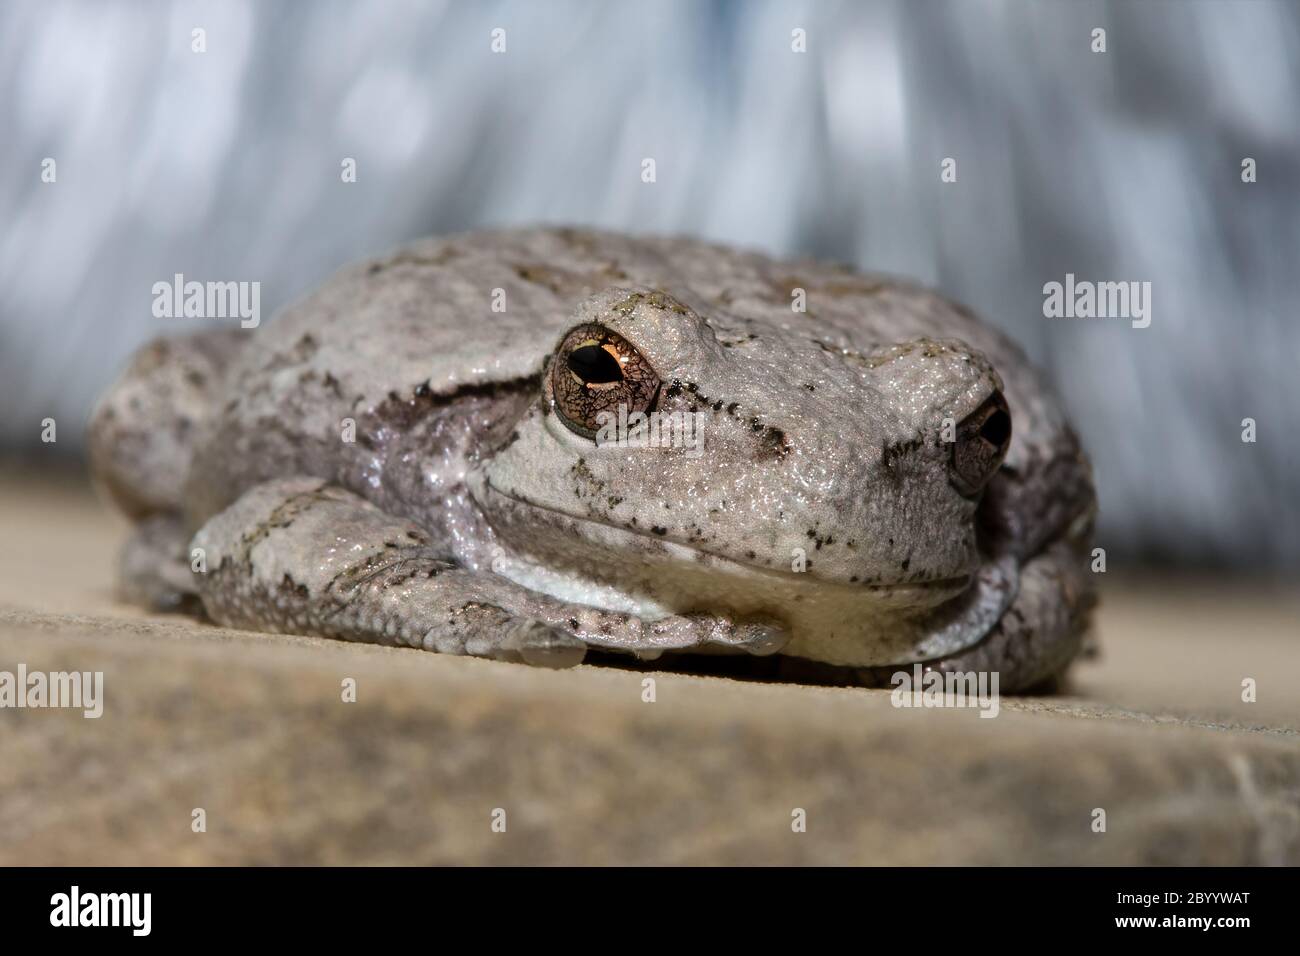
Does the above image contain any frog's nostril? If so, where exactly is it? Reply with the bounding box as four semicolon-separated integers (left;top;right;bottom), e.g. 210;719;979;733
951;391;1012;496
979;407;1011;448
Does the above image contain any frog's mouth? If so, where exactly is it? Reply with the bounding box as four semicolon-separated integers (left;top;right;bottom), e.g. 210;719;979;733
473;475;1023;668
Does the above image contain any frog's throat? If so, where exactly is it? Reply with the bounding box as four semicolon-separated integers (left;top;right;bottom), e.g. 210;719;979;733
472;477;1020;668
474;474;975;598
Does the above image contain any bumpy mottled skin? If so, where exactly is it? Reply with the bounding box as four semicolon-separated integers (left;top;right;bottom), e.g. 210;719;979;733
89;227;1096;690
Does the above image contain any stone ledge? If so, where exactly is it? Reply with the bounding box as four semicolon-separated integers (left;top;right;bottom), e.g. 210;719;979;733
2;607;1297;865
2;470;1296;864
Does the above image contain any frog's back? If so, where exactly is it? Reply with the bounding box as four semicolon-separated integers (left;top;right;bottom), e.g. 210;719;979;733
183;229;684;525
240;229;654;412
233;226;1039;408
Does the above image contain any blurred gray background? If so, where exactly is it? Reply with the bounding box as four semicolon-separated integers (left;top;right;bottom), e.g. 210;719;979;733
1;0;1296;569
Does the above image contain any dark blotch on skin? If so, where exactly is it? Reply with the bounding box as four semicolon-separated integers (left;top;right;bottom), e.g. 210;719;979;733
760;426;790;460
373;376;540;432
882;435;923;471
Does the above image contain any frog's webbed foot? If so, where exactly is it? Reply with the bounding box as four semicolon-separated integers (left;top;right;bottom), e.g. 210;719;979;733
190;477;589;667
616;614;789;660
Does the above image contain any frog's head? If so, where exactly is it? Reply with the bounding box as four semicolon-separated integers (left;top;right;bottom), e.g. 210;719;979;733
470;287;1086;669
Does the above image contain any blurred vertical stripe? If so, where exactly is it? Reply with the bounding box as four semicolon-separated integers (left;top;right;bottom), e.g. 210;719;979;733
1;0;1296;567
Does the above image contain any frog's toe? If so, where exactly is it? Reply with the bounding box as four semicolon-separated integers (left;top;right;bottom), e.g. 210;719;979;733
716;620;790;657
498;619;588;669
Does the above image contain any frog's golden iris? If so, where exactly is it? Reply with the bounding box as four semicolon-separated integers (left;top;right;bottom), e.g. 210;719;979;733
550;323;660;439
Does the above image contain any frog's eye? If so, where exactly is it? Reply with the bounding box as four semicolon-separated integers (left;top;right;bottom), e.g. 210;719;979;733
951;391;1012;496
550;323;660;439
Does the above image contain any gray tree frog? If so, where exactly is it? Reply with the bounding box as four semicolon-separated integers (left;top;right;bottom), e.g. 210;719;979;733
89;228;1096;690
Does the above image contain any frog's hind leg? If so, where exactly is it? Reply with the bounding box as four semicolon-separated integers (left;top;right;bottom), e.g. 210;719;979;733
191;477;590;667
89;329;245;519
89;329;245;611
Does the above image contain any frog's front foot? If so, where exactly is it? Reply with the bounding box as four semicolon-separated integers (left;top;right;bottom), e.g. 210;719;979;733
190;477;599;668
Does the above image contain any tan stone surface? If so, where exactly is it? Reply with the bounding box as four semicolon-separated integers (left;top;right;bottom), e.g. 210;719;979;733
1;465;1297;864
